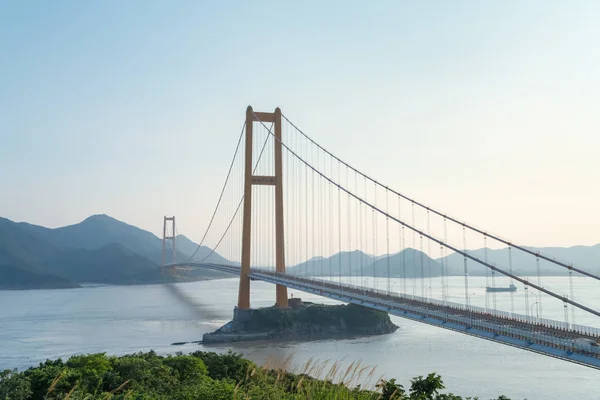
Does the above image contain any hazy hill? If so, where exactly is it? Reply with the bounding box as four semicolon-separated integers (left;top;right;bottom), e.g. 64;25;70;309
0;217;75;289
18;214;230;267
0;217;62;269
288;248;443;278
288;250;374;276
18;214;157;254
38;243;163;285
287;244;599;280
369;248;443;278
0;264;77;290
0;215;233;289
440;244;600;276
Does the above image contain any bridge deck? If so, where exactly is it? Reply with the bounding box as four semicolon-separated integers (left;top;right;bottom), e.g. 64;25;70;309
166;262;600;369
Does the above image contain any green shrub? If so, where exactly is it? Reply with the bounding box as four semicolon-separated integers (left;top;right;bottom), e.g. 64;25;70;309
3;351;511;400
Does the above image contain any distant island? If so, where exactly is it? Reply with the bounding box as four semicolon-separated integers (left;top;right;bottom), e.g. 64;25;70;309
2;213;599;290
203;299;398;343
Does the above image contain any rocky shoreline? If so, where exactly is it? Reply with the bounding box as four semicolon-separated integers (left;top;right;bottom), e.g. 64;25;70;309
203;298;398;344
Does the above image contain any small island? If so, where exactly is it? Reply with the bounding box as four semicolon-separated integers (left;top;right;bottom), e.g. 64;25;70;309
203;298;398;343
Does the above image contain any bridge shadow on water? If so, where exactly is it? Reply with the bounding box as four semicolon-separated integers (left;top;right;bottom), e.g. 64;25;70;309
163;282;226;322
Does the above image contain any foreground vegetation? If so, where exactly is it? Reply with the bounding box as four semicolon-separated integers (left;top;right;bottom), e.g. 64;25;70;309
0;351;514;400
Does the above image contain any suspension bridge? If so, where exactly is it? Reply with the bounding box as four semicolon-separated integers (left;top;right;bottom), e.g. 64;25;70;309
163;106;600;370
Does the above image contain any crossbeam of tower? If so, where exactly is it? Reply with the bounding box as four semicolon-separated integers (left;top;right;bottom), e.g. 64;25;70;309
238;106;288;309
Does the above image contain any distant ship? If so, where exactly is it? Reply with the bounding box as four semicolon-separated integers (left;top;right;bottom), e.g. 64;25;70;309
486;283;517;293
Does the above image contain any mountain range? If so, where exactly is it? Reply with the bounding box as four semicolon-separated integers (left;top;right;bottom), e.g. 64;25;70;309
287;249;443;278
2;214;598;290
288;245;600;279
0;214;233;290
442;244;600;276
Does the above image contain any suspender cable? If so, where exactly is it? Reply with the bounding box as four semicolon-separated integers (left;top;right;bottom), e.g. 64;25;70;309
289;122;293;271
292;124;297;270
329;157;334;280
311;145;315;277
373;181;378;290
322;156;326;277
491;263;497;309
363;176;367;290
463;225;470;308
412;202;416;296
319;153;324;277
357;173;362;288
524;279;530;319
386;188;391;294
509;245;515;316
295;124;300;272
427;210;432;301
338;162;342;284
484;235;490;311
402;225;407;296
440;244;446;305
420;233;425;299
398;196;404;294
348;167;352;285
536;255;543;318
281;114;600;282
287;122;291;270
442;218;449;301
569;267;576;325
304;139;309;277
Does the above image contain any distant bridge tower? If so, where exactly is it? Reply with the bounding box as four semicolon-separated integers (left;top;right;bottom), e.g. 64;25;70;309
162;216;176;269
238;106;288;310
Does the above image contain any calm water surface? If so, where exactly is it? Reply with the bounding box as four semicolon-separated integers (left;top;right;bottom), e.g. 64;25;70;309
1;276;599;399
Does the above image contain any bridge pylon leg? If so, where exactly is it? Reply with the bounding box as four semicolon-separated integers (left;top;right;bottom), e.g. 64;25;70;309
238;106;288;310
238;107;253;310
274;108;289;308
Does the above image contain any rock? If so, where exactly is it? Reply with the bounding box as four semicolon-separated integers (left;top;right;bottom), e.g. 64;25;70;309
202;299;398;344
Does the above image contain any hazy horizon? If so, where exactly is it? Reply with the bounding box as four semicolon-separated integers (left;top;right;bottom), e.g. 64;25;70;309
2;1;599;250
3;212;599;255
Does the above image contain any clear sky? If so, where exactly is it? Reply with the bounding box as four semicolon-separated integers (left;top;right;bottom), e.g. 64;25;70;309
1;1;599;250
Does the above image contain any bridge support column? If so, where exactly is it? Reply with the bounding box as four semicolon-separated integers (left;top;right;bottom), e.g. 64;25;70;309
237;106;288;310
238;107;254;310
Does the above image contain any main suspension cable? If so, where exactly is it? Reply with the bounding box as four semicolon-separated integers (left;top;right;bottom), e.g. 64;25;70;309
257;115;600;319
193;124;273;264
186;123;245;261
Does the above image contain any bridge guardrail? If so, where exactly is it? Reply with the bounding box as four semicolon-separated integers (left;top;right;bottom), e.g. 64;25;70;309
252;269;600;357
280;272;600;338
249;269;600;351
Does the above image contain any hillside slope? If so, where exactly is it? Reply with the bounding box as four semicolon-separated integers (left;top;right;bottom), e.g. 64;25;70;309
440;244;600;276
0;215;233;289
